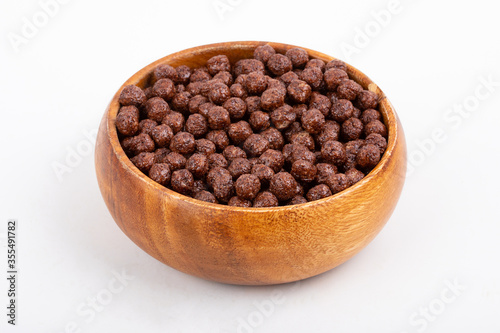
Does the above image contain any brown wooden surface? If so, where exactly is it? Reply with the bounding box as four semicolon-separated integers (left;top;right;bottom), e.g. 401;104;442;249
95;41;407;285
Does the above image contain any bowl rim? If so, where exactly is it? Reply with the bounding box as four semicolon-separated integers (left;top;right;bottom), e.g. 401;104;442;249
103;41;403;212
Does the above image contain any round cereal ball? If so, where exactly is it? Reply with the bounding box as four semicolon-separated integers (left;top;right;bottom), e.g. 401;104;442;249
267;54;293;76
251;164;274;186
323;68;348;91
129;133;155;155
228;157;252;179
149;163;171;186
269;172;299;201
228;196;252;207
253;44;276;64
288;196;308;205
305;58;326;71
185;114;209;138
352;107;362;119
188;95;208;114
153;148;171;164
151;124;174;147
213;70;233;86
223;145;247;162
260;127;285;150
267;77;287;93
175;65;192;85
206;55;231;75
152;78;176;101
144;97;170;123
326;173;349;194
194;190;218;204
207;106;231;130
290;132;315;151
290;144;316;165
258;149;285;173
356;144;381;169
321;140;346;166
192;179;208;193
301;108;325;134
171;91;191;113
228;121;253;145
153;64;177;83
337;80;363;101
253;191;279;207
229;83;247;99
306;184;332;202
345;168;364;186
285;48;309;68
243;134;270;157
130;152;155;173
344;139;364;171
162;111;185;133
261;88;285;111
280;71;299;86
364;120;387;138
169;132;196;155
248;112;269;132
315;163;337;184
196;138;217;155
316;120;340;148
206;130;230;151
233;59;265;76
235;174;261;200
139;119;158;136
119;85;146;106
292;104;308;118
360;109;382;124
245;96;262;113
309;92;331;117
271;105;296;130
210;168;234;203
325;59;348;72
198;102;215;118
208;82;231;105
244;72;268;95
164;152;186;171
291;160;317;182
186;81;204;96
365;133;387;154
287;80;312;104
186;153;209;178
116;106;139;136
330;99;354;123
299;66;323;90
223;97;247;120
283;121;303;142
355;90;379;110
341;117;364;141
207;153;228;169
171;169;194;195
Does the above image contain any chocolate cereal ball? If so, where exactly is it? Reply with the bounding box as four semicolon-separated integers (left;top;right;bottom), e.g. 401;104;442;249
245;96;261;113
253;191;279;207
365;133;387;154
151;124;174;147
213;71;233;86
228;121;253;144
324;68;348;91
291;144;316;165
271;105;296;130
309;92;331;116
290;132;315;151
119;85;146;106
130;152;155;173
152;78;175;101
253;44;276;64
305;58;326;71
355;90;379;110
315;163;337;184
280;71;299;86
330;99;354;123
235;174;261;200
345;168;364;186
364;120;387;138
186;153;209;178
356;144;381;169
209;167;234;202
249;111;271;131
233;59;265;76
207;153;228;169
288;196;308;205
301;108;326;134
336;80;363;101
243;134;269;157
139;119;158;136
258;149;285;173
223;97;247;119
188;95;209;114
287;80;311;104
251;164;274;186
194;190;217;204
229;83;247;99
153;148;170;163
306;184;332;202
164;152;186;171
175;65;191;85
206;130;230;151
169;132;196;154
223;145;247;161
228;196;252;207
162;111;185;133
129;133;155;155
267;54;293;76
260;127;284;150
245;72;267;95
207;55;231;75
325;59;348;72
192;179;208;193
190;67;211;83
269;172;298;201
360;109;382;124
153;64;177;83
341;117;364;141
344;139;364;171
208;82;231;105
291;160;317;182
261;88;285;111
285;48;309;68
144;97;170;123
185;113;209;138
228;157;252;179
171;169;194;195
196;138;217;155
326;173;349;194
116;106;139;136
208;106;231;130
198;102;214;118
321;140;346;166
149;163;171;186
300;66;323;90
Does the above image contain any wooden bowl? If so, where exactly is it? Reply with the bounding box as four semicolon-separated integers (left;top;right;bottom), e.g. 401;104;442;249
95;41;406;285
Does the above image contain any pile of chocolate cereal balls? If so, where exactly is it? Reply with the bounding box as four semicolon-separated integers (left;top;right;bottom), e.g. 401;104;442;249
115;45;387;207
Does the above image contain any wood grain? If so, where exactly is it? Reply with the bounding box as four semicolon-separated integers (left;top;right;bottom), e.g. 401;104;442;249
95;41;407;285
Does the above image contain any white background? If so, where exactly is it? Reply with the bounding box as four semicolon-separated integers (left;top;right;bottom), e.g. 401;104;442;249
1;0;499;332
